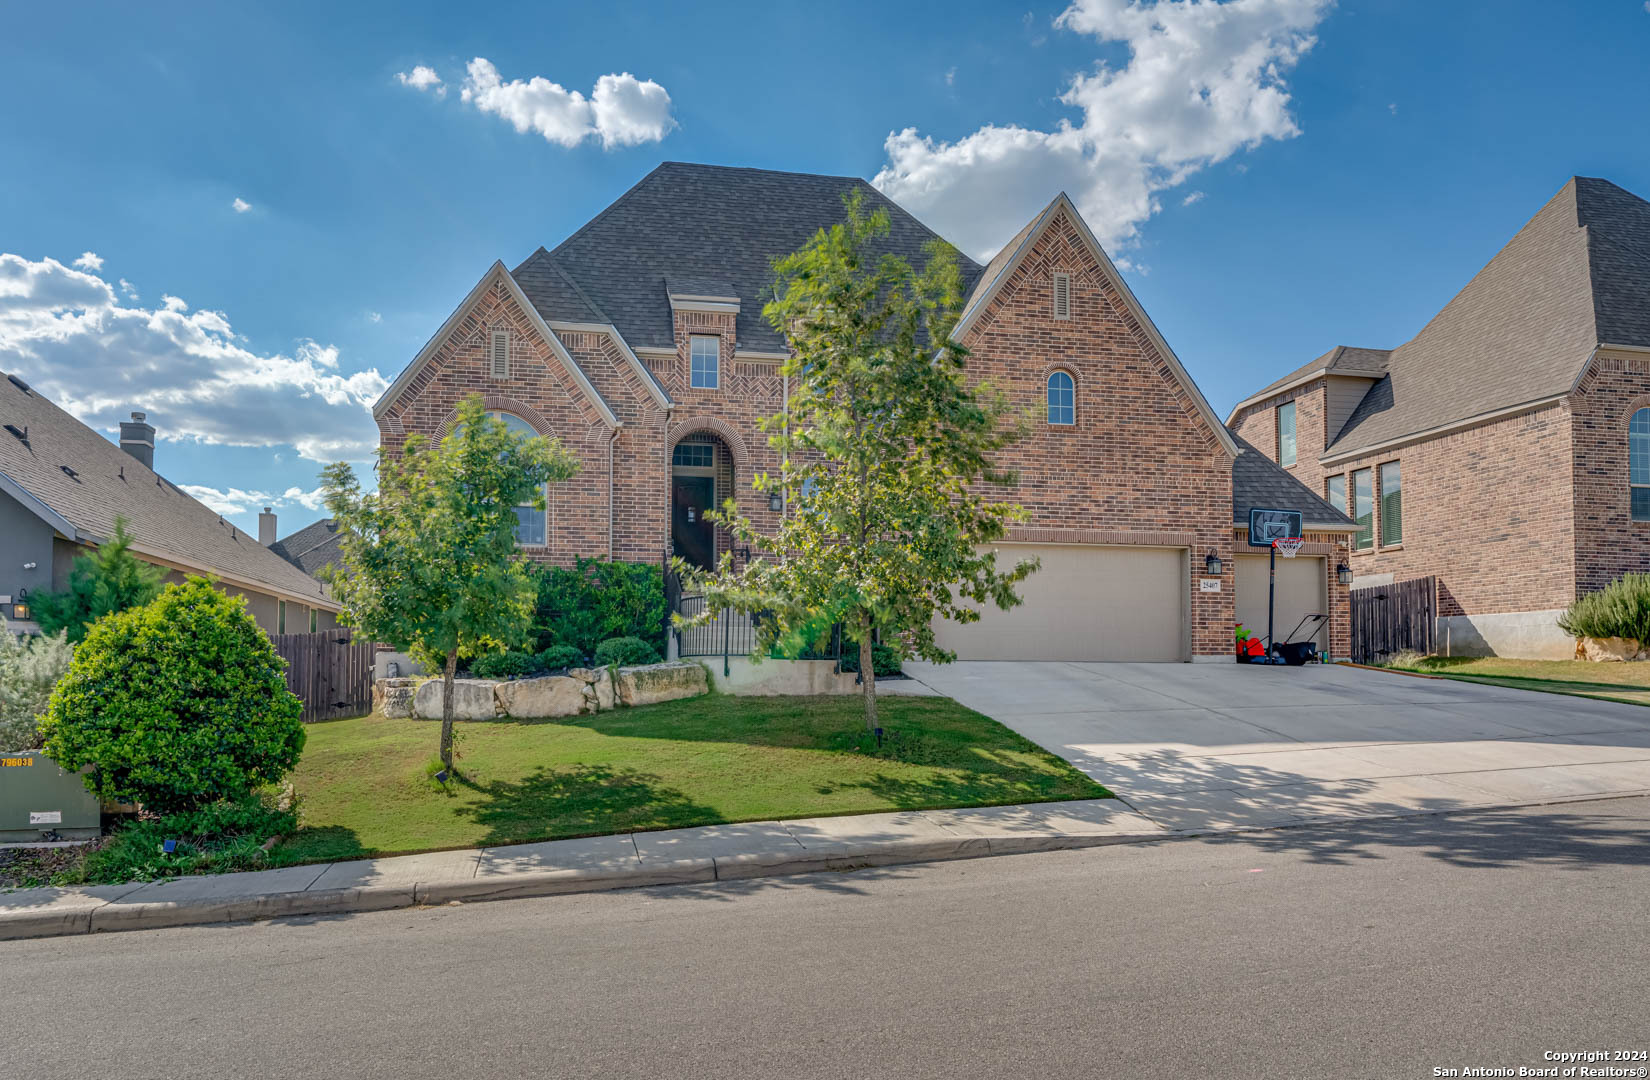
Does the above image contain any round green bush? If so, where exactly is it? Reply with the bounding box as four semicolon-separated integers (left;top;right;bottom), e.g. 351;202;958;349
593;636;662;667
470;650;535;679
535;644;585;672
39;577;305;813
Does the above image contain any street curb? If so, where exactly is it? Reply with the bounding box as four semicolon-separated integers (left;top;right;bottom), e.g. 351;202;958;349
0;830;1167;942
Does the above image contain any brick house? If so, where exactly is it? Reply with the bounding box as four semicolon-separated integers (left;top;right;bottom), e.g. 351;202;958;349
1229;177;1650;658
374;163;1353;662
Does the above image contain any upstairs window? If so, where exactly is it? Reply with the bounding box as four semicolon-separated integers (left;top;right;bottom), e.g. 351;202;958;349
1379;461;1402;545
1326;474;1346;515
1052;272;1072;319
1277;400;1297;467
690;335;719;389
1352;467;1373;550
1047;371;1075;425
489;330;510;379
1632;408;1650;521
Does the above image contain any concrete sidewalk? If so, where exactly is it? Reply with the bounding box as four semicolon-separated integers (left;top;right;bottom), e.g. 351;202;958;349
0;799;1164;941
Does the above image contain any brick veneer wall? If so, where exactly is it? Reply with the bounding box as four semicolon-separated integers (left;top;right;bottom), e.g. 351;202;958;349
956;207;1238;657
1569;349;1650;595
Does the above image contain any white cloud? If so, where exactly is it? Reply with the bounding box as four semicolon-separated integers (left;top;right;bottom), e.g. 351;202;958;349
177;484;327;517
366;310;382;323
72;251;104;272
232;197;252;213
118;278;138;299
1388;102;1397;115
396;65;446;97
282;485;328;510
873;0;1330;258
459;58;675;149
945;67;957;87
1181;190;1206;206
0;253;387;462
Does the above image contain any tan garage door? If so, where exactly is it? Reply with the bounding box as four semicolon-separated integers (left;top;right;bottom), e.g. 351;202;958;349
932;544;1187;661
1235;554;1327;649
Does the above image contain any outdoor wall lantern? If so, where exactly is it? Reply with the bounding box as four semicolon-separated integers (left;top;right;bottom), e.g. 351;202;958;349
768;491;784;512
1203;551;1223;576
12;588;27;621
1337;563;1354;586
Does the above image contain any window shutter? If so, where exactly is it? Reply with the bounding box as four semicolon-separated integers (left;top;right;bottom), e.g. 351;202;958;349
1052;273;1071;319
490;331;510;378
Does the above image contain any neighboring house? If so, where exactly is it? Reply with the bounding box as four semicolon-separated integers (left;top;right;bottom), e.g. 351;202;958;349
265;511;346;581
374;161;1354;662
1228;176;1650;659
0;374;339;636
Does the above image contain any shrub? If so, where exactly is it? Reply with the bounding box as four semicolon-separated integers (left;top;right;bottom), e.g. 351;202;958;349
0;619;74;750
39;577;305;813
838;640;903;678
470;650;535;679
594;636;662;667
69;793;299;885
534;558;667;656
1557;573;1650;643
535;644;585;672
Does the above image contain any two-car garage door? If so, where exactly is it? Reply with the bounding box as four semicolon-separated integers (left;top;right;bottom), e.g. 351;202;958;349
932;544;1188;662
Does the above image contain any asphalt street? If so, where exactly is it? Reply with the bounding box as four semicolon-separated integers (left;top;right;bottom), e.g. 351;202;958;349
5;797;1649;1080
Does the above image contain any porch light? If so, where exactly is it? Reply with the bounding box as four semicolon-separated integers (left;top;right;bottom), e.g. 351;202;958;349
769;491;783;512
1337;563;1354;586
1203;551;1223;576
12;588;26;621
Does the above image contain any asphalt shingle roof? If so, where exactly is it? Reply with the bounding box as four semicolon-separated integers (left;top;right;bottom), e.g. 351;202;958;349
0;373;336;607
1327;177;1650;456
1231;435;1355;530
513;162;983;353
269;518;346;580
1240;345;1391;406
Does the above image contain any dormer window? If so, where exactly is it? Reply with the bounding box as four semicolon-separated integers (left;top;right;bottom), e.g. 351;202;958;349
1052;272;1072;320
690;334;719;389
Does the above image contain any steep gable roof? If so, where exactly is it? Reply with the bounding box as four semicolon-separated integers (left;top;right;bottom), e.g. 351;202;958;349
1226;345;1390;422
0;373;337;608
516;162;984;354
270;517;345;580
1324;177;1650;458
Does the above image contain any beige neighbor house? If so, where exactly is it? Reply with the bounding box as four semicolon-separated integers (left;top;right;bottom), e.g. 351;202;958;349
373;162;1355;662
1229;177;1650;659
0;372;340;637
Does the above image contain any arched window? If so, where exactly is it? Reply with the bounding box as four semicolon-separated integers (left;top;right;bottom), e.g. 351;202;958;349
1047;371;1075;426
1632;408;1650;521
489;410;547;545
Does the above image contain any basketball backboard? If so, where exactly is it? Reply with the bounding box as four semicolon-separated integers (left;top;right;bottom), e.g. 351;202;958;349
1247;507;1303;548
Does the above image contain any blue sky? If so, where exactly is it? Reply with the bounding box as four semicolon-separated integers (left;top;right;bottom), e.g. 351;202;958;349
4;0;1650;537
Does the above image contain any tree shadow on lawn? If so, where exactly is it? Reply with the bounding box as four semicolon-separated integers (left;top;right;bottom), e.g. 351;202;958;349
453;764;723;847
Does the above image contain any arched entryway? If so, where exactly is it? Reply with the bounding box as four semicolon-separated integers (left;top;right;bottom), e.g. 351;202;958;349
670;432;735;570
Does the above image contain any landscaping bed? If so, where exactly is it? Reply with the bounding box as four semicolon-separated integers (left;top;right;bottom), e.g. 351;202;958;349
276;694;1109;863
1382;655;1650;707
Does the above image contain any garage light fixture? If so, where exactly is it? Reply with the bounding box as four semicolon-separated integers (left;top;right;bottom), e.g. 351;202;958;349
1337;563;1354;586
11;588;27;621
1203;551;1223;576
769;491;783;512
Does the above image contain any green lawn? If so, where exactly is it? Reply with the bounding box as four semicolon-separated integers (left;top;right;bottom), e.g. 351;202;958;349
276;694;1107;863
1384;655;1650;707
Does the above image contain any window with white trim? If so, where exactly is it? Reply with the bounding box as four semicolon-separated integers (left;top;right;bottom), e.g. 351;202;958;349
488;410;546;545
1046;371;1075;425
1052;272;1071;319
1277;400;1297;467
489;331;510;379
1352;467;1373;551
1379;460;1402;545
690;335;719;389
1325;474;1346;515
1632;408;1650;521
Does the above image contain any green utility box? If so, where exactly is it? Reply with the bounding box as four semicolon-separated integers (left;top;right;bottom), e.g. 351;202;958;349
0;751;102;842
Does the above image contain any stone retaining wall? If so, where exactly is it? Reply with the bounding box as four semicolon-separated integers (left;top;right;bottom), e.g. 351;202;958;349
410;661;708;720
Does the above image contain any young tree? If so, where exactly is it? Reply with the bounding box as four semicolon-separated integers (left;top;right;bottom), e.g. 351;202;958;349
321;395;578;770
690;194;1036;730
31;518;165;642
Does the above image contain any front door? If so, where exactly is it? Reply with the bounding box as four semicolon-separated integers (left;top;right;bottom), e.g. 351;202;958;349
672;475;715;570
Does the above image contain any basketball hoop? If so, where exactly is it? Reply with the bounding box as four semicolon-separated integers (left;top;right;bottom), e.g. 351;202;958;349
1273;537;1305;558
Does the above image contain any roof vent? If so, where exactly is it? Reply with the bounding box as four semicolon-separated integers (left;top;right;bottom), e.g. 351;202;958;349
3;423;26;444
60;465;79;480
1052;272;1072;320
489;331;510;379
7;374;31;394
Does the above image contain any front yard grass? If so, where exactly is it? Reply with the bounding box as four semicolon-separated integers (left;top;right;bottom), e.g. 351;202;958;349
276;694;1107;863
1383;655;1650;707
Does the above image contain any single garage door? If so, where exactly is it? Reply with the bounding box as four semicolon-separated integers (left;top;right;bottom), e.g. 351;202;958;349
932;544;1187;661
1235;554;1327;650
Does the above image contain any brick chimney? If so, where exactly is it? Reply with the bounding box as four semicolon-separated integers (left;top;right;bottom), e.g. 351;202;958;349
259;507;278;546
119;411;155;469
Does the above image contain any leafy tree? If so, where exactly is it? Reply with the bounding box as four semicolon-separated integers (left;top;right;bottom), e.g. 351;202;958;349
31;518;165;642
689;194;1036;730
321;394;578;770
39;577;304;812
0;617;74;750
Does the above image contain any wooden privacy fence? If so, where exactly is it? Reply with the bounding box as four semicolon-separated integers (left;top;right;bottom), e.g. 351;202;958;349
270;627;375;722
1350;575;1437;664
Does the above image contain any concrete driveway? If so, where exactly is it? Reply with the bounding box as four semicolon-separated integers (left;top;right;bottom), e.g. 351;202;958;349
904;661;1650;831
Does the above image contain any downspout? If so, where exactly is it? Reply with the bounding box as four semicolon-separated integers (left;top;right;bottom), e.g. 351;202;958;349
781;368;789;520
608;423;621;559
